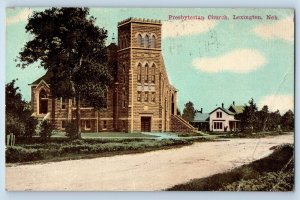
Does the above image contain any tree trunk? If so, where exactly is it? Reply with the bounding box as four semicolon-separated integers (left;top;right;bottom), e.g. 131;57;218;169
76;95;81;139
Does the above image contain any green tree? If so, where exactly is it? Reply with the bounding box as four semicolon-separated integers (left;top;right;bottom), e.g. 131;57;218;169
255;105;269;132
240;98;258;133
17;8;112;138
182;101;195;122
5;80;38;139
281;110;294;131
268;110;282;131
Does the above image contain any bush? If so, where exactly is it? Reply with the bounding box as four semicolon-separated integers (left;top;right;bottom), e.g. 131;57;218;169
6;146;43;163
40;120;54;142
65;122;78;139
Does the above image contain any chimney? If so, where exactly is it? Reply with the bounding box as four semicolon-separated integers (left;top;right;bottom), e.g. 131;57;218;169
222;103;224;108
200;108;203;113
233;101;235;106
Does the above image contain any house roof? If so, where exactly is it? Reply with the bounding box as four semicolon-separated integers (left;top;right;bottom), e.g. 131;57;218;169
30;71;53;85
209;107;235;115
192;112;210;122
229;105;244;114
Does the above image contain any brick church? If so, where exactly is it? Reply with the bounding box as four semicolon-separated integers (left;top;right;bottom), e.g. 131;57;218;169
30;18;195;133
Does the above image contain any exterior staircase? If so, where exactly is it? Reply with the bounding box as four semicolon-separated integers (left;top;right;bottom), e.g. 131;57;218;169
170;115;197;133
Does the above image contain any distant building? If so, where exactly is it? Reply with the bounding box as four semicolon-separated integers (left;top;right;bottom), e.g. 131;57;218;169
190;108;209;131
228;101;244;114
30;17;195;133
190;103;242;132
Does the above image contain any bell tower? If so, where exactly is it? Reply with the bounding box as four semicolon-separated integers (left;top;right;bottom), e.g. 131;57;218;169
117;18;164;132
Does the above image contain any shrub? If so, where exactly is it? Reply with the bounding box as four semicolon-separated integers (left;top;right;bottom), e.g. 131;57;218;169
6;146;43;163
40;120;54;142
65;122;78;139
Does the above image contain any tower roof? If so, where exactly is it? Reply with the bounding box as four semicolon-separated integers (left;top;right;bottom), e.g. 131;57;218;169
118;17;161;27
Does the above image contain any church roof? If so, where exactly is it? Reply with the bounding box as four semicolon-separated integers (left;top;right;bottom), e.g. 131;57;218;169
30;71;52;85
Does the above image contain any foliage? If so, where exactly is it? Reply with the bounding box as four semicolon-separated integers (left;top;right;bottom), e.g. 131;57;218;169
17;8;112;138
281;110;294;131
168;144;294;191
182;101;196;122
236;98;294;133
5;138;207;163
40;120;54;142
254;105;269;132
5;80;38;138
65;121;78;139
221;171;293;191
239;98;258;133
6;146;43;163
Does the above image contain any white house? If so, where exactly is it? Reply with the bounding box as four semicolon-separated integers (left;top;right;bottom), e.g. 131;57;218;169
209;104;239;132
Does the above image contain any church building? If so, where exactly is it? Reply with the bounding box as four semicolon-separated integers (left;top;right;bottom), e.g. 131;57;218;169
30;18;196;133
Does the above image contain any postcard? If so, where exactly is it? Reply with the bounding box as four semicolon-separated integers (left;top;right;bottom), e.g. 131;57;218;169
5;8;294;191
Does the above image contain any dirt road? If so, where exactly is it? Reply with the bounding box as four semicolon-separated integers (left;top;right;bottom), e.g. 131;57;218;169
6;134;293;191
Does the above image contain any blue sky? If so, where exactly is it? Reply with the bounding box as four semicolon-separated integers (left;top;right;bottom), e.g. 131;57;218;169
5;8;294;114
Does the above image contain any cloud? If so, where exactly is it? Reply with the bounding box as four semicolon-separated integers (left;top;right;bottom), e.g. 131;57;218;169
192;49;267;73
253;16;294;42
259;94;294;113
162;20;217;38
6;8;33;26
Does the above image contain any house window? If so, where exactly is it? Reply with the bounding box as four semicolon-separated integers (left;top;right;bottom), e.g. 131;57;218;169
151;35;156;48
137;91;141;102
151;92;155;102
145;63;149;82
103;120;107;130
151;64;155;83
61;120;66;129
217;111;222;118
137;34;143;47
214;122;223;130
144;34;150;48
137;63;142;82
145;92;149;102
85;120;91;130
61;97;68;109
122;90;126;108
39;89;48;114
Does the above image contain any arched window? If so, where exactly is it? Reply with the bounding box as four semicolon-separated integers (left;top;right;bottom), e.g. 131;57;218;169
39;89;48;114
137;63;142;82
137;34;143;47
144;34;150;48
122;65;126;84
151;35;156;48
145;63;149;82
151;64;155;83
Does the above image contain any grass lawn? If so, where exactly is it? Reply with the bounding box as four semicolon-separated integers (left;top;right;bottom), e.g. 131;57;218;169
167;144;294;191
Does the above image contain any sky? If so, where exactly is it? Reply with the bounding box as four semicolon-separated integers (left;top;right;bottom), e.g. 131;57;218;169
5;8;294;114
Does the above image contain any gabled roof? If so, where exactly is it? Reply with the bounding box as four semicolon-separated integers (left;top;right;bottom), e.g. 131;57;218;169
209;107;235;115
30;71;53;85
192;112;209;122
228;105;244;114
